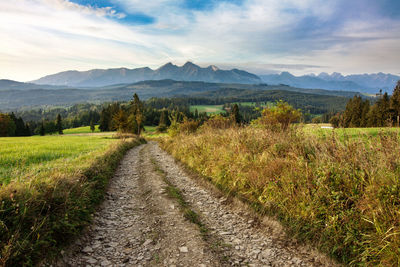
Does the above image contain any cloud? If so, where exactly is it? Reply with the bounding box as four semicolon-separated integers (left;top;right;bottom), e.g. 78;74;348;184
0;0;400;81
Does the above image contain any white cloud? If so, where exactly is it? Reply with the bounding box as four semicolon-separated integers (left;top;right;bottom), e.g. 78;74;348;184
0;0;399;81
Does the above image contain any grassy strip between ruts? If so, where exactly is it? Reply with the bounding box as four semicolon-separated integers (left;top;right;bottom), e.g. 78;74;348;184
0;137;145;266
159;126;400;266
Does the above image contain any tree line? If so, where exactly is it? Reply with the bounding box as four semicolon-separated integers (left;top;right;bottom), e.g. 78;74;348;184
330;81;400;128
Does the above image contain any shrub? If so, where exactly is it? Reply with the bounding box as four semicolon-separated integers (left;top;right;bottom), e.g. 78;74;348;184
201;114;234;130
253;100;301;130
178;119;200;135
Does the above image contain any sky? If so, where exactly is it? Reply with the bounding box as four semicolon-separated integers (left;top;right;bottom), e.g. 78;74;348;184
1;0;400;81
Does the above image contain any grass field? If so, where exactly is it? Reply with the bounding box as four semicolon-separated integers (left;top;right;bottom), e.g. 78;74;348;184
144;125;157;133
0;134;144;265
190;102;272;115
190;105;225;114
304;124;400;139
233;101;272;107
0;135;115;185
63;125;100;134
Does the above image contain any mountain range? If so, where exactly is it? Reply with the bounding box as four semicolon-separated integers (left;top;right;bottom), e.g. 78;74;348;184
31;62;262;87
1;62;399;95
260;72;400;94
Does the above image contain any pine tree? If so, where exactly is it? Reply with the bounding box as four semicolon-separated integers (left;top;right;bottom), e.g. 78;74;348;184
99;108;110;132
24;123;31;136
56;114;63;134
231;104;241;124
40;121;45;136
390;81;400;126
90;119;95;132
360;100;370;127
350;96;362;127
131;93;144;135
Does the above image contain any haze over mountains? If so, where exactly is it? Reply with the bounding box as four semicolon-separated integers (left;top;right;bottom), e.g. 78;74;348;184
31;62;262;87
26;61;400;94
260;72;400;94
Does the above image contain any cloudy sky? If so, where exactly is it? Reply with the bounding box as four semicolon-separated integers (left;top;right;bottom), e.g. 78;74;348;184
1;0;399;81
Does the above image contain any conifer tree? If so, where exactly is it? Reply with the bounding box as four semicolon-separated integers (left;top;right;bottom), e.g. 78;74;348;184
90;119;95;132
390;81;400;126
99;108;110;132
56;114;63;134
40;121;45;136
131;93;144;135
231;104;241;124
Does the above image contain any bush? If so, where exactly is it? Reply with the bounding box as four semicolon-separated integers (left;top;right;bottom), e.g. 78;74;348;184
329;115;340;128
253;100;301;130
201;114;234;130
178;119;200;135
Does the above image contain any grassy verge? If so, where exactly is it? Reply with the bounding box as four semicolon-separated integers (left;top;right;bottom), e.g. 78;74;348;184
0;136;145;266
160;126;400;266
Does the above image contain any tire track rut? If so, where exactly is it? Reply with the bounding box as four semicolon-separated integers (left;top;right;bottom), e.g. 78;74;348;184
57;142;337;267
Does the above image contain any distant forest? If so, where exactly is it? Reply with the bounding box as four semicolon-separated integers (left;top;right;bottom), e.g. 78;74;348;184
1;81;399;136
330;81;400;127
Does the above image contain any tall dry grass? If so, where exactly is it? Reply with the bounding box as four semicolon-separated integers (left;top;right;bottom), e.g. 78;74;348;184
160;126;400;266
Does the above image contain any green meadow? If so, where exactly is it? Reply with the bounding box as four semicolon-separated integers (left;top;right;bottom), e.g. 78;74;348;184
190;104;225;114
0;135;116;185
63;125;101;134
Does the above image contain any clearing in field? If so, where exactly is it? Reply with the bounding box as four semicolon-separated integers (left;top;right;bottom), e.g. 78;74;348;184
190;104;225;114
63;125;101;134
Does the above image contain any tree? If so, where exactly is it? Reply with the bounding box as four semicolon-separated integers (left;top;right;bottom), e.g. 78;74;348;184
360;99;370;127
0;113;16;137
156;109;168;132
99;108;111;132
390;80;400;126
56;114;63;134
329;115;340;128
112;109;128;133
90;119;95;132
255;100;302;130
131;93;144;135
231;104;241;124
39;121;45;136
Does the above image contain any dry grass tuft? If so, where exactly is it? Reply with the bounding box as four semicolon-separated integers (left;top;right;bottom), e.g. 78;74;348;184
160;125;400;266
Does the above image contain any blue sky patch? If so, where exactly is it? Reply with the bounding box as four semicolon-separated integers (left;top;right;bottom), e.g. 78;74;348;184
68;0;155;25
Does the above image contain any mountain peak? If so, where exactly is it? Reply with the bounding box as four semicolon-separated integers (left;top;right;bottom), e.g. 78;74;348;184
182;61;200;69
208;65;219;71
157;62;178;71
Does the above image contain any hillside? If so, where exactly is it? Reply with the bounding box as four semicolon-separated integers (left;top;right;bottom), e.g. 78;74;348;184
31;62;262;87
0;80;360;111
0;79;66;91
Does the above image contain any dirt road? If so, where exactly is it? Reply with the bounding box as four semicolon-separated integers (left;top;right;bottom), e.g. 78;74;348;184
58;142;336;266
